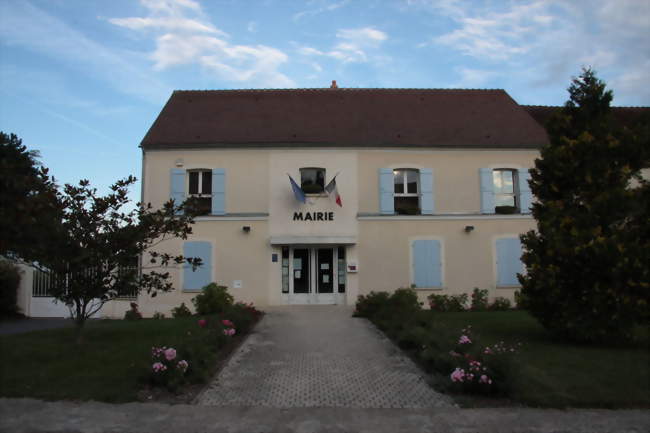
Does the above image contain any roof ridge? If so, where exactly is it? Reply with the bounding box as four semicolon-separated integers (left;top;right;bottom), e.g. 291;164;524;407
172;87;506;93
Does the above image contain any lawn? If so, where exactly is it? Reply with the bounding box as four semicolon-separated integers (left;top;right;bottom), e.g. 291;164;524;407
0;313;258;403
428;311;649;408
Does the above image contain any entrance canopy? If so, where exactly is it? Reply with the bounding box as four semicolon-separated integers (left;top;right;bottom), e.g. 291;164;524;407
269;235;357;245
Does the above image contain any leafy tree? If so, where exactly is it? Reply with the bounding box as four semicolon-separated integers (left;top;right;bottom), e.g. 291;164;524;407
0;132;62;260
519;68;650;342
41;176;201;341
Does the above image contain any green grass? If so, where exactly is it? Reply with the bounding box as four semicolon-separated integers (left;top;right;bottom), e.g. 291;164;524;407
428;311;650;408
1;317;226;402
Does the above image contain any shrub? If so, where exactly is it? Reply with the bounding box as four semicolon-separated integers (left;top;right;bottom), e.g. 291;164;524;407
149;346;189;391
470;288;489;311
192;284;234;315
124;302;142;320
354;291;390;318
447;326;520;396
386;287;421;313
490;297;512;311
152;312;165;320
171;302;192;318
513;290;526;310
428;293;468;312
0;260;21;318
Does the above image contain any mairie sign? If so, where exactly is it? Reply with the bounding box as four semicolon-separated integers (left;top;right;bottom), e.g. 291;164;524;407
293;211;334;221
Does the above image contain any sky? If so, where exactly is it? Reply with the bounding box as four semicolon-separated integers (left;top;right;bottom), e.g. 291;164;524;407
1;0;649;201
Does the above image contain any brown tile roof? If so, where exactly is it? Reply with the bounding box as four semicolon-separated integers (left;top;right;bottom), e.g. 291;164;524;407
524;105;650;129
141;88;551;149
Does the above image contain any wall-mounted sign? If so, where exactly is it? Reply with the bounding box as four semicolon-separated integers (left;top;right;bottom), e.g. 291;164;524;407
293;212;334;221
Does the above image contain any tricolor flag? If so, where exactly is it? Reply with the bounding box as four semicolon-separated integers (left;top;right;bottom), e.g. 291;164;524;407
288;174;306;204
325;175;342;207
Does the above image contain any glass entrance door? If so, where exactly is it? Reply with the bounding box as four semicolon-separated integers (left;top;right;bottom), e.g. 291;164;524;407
292;248;310;294
285;246;345;305
317;248;334;294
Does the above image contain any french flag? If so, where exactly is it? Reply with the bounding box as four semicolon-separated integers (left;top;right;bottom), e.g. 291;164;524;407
325;175;342;207
288;174;306;203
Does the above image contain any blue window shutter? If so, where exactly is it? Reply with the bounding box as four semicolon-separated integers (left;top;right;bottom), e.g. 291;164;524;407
479;168;495;214
211;168;225;215
419;168;434;215
379;168;394;214
496;238;522;286
183;241;212;291
518;168;532;214
170;169;185;215
412;239;442;288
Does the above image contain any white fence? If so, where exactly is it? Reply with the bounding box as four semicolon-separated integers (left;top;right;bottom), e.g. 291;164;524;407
16;264;136;319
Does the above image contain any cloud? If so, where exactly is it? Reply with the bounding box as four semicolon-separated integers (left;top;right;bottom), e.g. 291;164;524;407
293;0;350;21
415;0;650;104
451;67;500;88
247;21;258;33
110;0;294;87
299;26;388;64
0;2;169;104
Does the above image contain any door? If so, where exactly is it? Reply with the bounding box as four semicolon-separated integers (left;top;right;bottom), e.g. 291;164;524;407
285;246;344;305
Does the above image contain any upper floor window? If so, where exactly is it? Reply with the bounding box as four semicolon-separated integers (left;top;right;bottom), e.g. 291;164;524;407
493;169;519;213
394;168;420;215
300;167;325;194
188;170;212;215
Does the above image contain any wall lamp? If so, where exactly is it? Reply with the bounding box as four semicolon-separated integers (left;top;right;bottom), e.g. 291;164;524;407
464;225;475;233
242;226;251;233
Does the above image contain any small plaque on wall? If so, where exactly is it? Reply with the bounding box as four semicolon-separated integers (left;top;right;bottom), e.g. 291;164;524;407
233;280;242;289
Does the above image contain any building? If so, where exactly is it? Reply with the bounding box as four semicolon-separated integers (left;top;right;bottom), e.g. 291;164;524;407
131;86;553;315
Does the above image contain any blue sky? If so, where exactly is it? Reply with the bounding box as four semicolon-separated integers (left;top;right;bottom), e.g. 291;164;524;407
1;0;649;201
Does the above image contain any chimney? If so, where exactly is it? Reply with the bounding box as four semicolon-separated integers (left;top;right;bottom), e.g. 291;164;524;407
330;80;338;89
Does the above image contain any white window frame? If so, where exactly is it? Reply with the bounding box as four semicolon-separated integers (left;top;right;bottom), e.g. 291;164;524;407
394;168;420;214
187;169;212;198
492;168;520;211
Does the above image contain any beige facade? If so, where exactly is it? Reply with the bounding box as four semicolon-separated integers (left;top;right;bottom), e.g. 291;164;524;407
136;146;538;316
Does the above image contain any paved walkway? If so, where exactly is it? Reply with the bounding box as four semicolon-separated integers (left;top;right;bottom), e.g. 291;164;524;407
197;305;453;409
0;318;74;335
1;398;648;433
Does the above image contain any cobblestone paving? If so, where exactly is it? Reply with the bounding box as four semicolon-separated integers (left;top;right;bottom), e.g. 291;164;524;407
197;306;454;409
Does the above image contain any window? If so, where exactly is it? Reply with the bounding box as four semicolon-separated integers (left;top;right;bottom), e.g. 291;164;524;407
300;167;325;194
492;169;519;212
188;170;212;215
394;168;420;215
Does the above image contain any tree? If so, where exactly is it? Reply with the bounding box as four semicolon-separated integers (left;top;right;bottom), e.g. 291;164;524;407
0;132;62;260
519;68;650;342
42;176;201;341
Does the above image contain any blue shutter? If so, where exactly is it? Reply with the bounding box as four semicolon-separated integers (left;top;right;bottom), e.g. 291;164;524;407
419;168;434;215
211;168;225;215
379;168;394;214
183;241;212;291
479;168;495;214
170;169;185;215
518;168;532;214
496;238;522;286
412;239;442;288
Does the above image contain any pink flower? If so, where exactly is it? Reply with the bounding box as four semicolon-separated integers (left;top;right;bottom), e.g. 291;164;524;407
177;360;189;372
222;319;234;327
152;362;167;372
198;319;207;328
450;368;465;383
164;348;177;361
480;375;490;384
224;328;236;336
458;335;472;345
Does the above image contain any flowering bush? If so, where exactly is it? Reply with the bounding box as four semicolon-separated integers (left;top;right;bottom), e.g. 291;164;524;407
150;346;189;391
124;302;142;320
447;326;520;395
470;288;489;311
428;293;469;312
222;319;236;336
489;297;512;311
